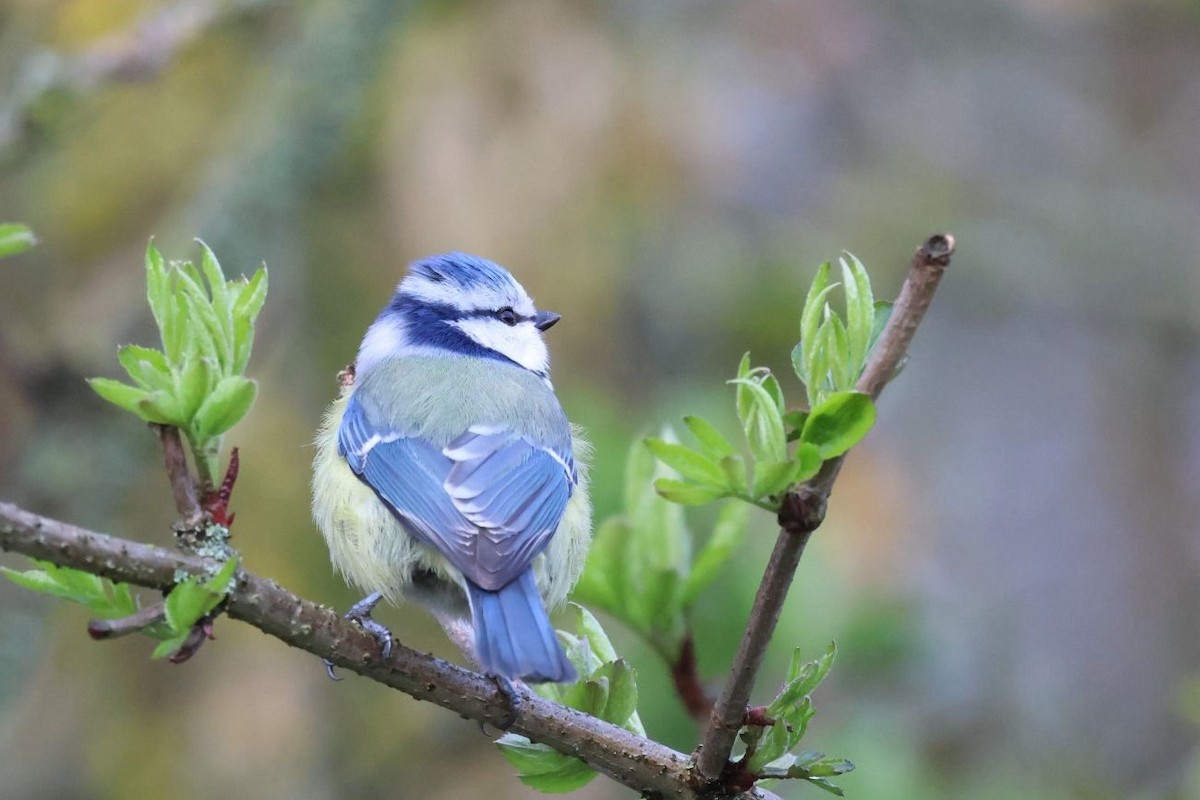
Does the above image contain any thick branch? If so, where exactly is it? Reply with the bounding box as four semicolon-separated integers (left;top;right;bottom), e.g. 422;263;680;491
0;501;782;800
694;234;955;785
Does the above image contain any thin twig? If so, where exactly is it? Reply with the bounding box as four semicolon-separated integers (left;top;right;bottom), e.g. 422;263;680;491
0;501;782;800
693;234;955;786
87;602;166;640
150;424;203;525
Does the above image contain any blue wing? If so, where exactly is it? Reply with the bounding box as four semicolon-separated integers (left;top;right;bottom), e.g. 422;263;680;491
338;396;574;591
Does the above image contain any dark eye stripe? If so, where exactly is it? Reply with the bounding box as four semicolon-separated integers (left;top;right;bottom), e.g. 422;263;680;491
458;307;532;324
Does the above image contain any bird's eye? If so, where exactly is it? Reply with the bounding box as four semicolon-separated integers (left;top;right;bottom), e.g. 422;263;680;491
497;307;518;326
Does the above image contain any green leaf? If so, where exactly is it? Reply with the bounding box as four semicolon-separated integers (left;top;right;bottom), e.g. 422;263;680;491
683;502;749;605
117;345;171;391
197;241;234;346
136;390;182;426
191;375;257;438
644;568;683;644
762;373;786;414
145;242;171;339
88;378;150;418
231;267;268;373
719;455;748;495
823;314;852;392
653;478;726;506
497;736;598;793
623;432;658;512
174;265;229;368
571;518;629;616
2;561;136;618
596;659;638;726
151;634;191;660
627;435;689;574
752;459;810;499
571;603;619;664
163;292;189;365
802;777;846;796
0;223;37;258
771;642;837;716
645;438;728;488
174;356;217;423
163;558;238;635
730;377;787;462
801;392;876;459
792;442;822;483
683;415;735;458
840;252;874;373
799;263;835;382
784;410;808;442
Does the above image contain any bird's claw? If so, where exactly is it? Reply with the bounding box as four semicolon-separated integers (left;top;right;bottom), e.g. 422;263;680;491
323;591;394;681
487;673;521;731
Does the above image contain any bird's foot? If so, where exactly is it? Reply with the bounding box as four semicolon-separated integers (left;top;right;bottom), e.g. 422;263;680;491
482;673;522;731
324;591;394;681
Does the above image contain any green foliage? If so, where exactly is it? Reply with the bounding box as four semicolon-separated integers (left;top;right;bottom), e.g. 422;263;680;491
792;253;890;410
644;254;891;515
646;354;872;513
88;241;267;484
740;643;854;795
496;605;644;792
2;557;239;657
573;438;750;658
0;223;37;258
1;559;137;619
151;557;239;659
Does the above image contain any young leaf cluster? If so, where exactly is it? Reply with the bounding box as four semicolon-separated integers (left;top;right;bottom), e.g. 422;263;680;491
740;643;854;796
88;242;267;485
496;605;644;793
648;355;875;513
150;557;239;659
646;253;893;514
1;556;239;661
791;253;892;410
572;439;749;660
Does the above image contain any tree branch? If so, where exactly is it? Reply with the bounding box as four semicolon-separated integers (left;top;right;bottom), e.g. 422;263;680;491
0;500;785;800
693;234;956;785
0;0;272;154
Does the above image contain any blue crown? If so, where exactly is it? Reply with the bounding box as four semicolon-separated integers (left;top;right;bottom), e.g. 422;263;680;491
409;252;517;294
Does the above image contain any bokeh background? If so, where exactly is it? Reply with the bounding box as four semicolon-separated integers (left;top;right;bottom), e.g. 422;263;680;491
3;0;1200;798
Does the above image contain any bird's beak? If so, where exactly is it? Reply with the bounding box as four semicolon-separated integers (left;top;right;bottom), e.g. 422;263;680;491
534;310;561;331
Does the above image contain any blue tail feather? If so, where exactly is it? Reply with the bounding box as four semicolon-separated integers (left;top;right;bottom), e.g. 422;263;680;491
466;570;576;683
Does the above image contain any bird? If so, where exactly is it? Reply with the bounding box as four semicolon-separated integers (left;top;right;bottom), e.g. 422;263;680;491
312;252;591;684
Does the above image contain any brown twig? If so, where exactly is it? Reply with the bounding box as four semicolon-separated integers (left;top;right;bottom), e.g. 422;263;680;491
0;501;783;800
693;234;955;786
87;601;166;640
150;424;203;525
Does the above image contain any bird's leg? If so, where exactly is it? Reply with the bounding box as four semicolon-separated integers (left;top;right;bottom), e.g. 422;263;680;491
486;673;522;730
324;591;394;681
431;612;479;666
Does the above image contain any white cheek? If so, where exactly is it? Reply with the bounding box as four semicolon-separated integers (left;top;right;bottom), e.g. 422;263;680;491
356;317;407;374
453;319;549;374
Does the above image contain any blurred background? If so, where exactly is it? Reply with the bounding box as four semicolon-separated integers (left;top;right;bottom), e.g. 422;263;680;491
2;0;1199;797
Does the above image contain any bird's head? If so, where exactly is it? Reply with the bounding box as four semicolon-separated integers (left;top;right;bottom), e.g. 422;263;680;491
357;252;561;378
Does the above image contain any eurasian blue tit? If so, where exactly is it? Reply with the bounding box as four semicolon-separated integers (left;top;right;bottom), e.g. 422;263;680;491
312;253;592;683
